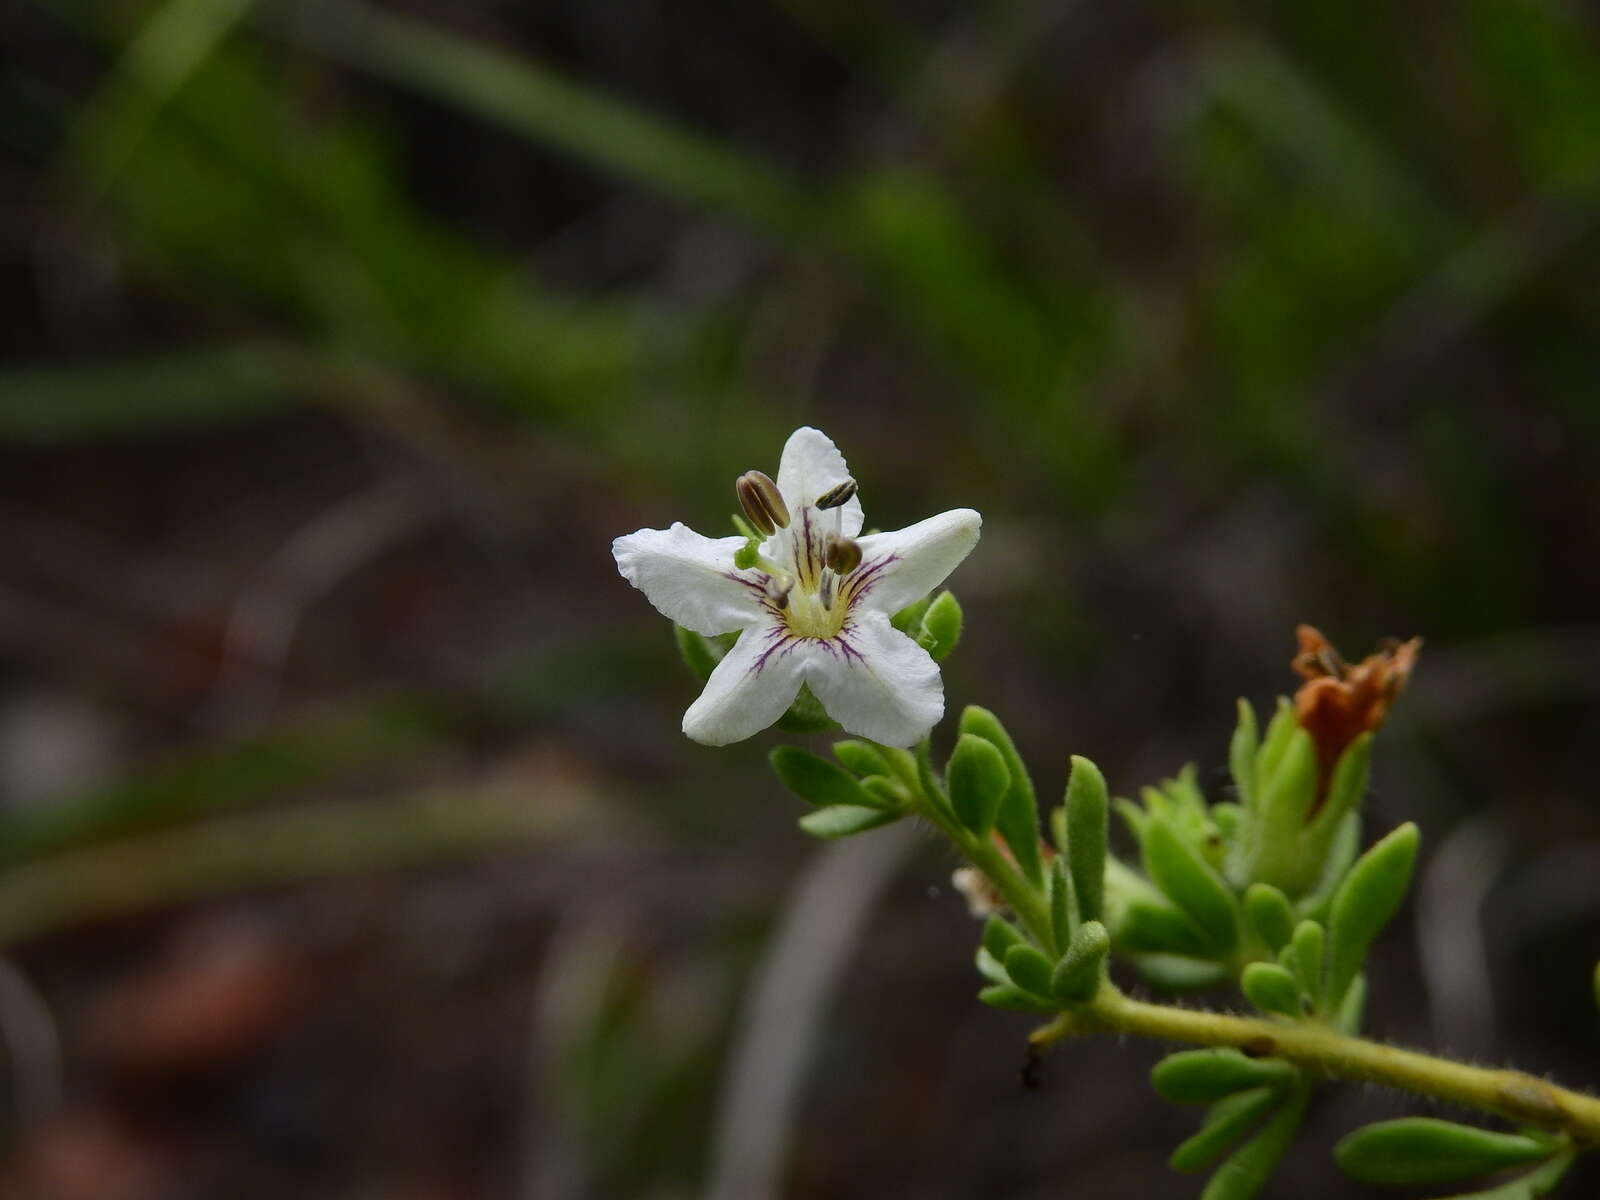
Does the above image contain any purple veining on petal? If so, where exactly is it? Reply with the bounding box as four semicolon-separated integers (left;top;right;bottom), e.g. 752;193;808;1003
838;553;900;609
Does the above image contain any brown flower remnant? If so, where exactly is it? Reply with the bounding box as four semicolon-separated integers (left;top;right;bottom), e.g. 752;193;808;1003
1292;624;1421;812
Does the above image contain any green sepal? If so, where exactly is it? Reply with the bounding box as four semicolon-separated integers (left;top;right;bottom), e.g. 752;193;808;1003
1118;899;1217;958
673;624;724;681
917;590;963;660
1252;729;1318;891
1229;699;1259;812
1306;732;1371;842
915;739;954;822
1429;1150;1574;1199
1333;1119;1557;1187
981;915;1027;963
974;946;1010;986
769;747;882;809
1143;815;1240;952
958;707;1044;887
1050;920;1109;1004
947;733;1011;836
1197;1080;1308;1200
1170;1085;1280;1173
797;805;898;838
774;684;839;733
1048;858;1078;953
1296;810;1362;925
1253;697;1298;796
1240;963;1302;1017
1066;755;1110;922
1325;822;1419;1009
832;740;893;778
977;983;1055;1012
1244;884;1295;953
890;596;932;634
1135;954;1229;992
1290;920;1325;1007
1004;943;1056;998
1152;1049;1294;1105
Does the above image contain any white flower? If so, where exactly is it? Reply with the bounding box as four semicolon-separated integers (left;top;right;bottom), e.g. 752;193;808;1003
612;427;981;747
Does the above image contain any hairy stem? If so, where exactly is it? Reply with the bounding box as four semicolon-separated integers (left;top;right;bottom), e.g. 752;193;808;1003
1033;986;1600;1145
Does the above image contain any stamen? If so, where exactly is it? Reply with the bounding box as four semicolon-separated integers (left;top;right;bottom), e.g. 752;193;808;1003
824;534;862;575
819;571;835;610
814;478;858;510
765;576;793;608
736;470;790;535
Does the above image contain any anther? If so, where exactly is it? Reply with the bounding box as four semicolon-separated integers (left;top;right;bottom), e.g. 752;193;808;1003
814;478;858;510
824;534;862;574
736;470;790;535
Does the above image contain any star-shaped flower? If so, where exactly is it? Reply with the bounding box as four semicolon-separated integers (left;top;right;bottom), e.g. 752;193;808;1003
613;427;981;747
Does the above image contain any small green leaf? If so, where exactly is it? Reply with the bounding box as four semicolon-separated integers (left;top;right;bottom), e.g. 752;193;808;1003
1004;943;1056;998
673;625;722;681
1048;858;1078;952
981;915;1026;963
797;805;898;838
1115;797;1150;843
860;776;910;808
890;595;932;634
1170;1085;1280;1173
832;740;893;778
1325;823;1419;1008
974;946;1010;986
947;733;1010;836
770;747;880;808
915;739;954;821
1253;729;1318;888
1135;954;1229;992
1118;898;1217;958
977;983;1055;1012
1253;697;1298;796
1050;920;1109;1004
1434;1151;1575;1199
1241;962;1302;1017
1143;816;1240;952
959;707;1044;886
1066;755;1109;922
1152;1049;1294;1105
1198;1081;1308;1200
1244;884;1295;952
1333;973;1367;1035
1230;699;1259;812
1334;1119;1555;1187
1290;920;1325;1006
918;590;963;660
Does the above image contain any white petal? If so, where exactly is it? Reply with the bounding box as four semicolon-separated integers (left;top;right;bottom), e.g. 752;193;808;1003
774;427;863;538
682;623;807;745
852;508;982;616
805;609;943;747
613;523;765;637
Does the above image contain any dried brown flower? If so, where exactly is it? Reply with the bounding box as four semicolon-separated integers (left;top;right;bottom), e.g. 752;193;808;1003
1292;624;1421;809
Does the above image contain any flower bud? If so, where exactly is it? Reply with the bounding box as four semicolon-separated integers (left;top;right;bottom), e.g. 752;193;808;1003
735;470;789;535
824;534;862;574
814;478;858;509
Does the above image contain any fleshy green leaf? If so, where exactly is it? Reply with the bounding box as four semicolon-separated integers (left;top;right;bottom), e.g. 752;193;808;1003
1431;1151;1574;1199
797;805;898;838
1003;943;1056;998
1325;823;1419;1008
1135;954;1229;992
1152;1049;1294;1105
1143;815;1240;952
1049;858;1078;952
982;915;1026;963
1244;883;1295;952
890;596;932;634
1050;920;1109;1003
1170;1085;1281;1173
770;747;885;809
1253;697;1298;797
1066;755;1109;922
1198;1081;1308;1200
1230;699;1259;812
1118;898;1217;958
1241;962;1302;1017
1252;729;1318;889
1290;920;1325;1006
673;624;721;681
917;589;963;660
977;983;1055;1012
1334;1119;1556;1187
832;739;893;778
958;707;1043;886
947;733;1010;836
974;945;1010;985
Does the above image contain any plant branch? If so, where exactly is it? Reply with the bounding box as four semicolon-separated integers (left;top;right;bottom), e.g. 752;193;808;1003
1032;986;1600;1145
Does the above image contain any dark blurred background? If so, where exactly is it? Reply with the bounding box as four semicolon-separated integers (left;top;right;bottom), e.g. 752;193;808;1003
2;1;1599;1197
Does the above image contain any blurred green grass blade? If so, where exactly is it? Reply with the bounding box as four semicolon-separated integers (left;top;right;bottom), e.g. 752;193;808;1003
64;0;254;209
0;694;450;867
281;0;818;238
0;347;293;442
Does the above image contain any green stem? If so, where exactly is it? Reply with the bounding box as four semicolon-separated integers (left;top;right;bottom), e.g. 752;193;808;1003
1033;986;1600;1145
